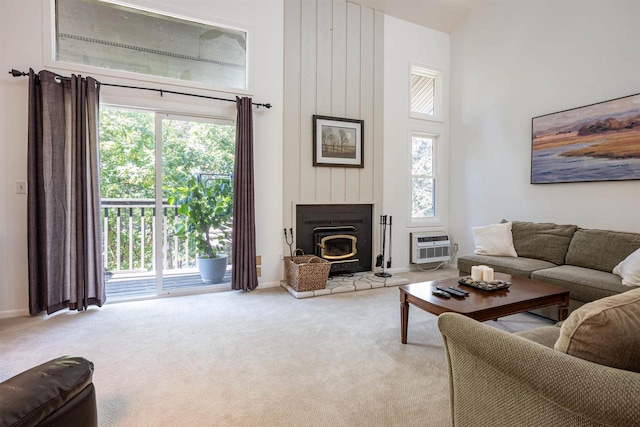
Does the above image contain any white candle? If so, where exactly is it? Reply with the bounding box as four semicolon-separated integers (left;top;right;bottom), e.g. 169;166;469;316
471;266;483;281
482;266;494;282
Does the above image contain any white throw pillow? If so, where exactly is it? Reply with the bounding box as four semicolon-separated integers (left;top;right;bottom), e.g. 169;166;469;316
613;248;640;287
472;222;518;257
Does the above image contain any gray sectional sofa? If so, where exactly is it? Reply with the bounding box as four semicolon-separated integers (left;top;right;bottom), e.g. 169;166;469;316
457;221;640;320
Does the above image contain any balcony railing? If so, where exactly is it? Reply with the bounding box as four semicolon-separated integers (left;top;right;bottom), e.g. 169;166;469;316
102;198;199;274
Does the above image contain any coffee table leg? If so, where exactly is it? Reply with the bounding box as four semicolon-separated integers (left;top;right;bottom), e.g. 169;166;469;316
558;305;569;321
558;295;570;321
400;291;409;344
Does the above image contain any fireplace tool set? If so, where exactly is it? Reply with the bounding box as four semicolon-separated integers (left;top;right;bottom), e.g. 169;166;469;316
375;215;392;278
283;228;295;257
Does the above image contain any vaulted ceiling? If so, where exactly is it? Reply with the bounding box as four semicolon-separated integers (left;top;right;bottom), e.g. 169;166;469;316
348;0;475;34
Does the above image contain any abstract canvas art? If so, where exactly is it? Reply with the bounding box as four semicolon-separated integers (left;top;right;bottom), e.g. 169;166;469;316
531;93;640;184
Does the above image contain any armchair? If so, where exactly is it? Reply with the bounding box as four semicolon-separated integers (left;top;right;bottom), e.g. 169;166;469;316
437;313;640;426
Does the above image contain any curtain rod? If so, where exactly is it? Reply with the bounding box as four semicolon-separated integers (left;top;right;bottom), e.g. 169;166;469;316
8;69;272;109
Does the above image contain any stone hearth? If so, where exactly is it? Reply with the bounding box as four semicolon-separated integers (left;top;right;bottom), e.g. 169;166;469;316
281;272;409;299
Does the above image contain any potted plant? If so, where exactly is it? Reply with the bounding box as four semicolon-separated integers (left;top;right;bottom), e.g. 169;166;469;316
169;175;233;283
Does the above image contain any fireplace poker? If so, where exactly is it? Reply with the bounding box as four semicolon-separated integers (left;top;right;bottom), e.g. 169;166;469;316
380;215;387;268
284;228;294;258
375;215;384;267
386;216;393;269
375;215;392;278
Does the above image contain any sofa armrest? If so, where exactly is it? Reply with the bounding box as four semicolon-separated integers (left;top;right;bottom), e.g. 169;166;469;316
437;313;640;427
0;356;97;427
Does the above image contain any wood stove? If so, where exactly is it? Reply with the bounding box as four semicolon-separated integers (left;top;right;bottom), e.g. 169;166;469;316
315;225;357;257
296;204;372;274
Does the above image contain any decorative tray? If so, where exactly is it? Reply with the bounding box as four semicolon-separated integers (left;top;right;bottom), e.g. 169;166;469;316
458;276;511;292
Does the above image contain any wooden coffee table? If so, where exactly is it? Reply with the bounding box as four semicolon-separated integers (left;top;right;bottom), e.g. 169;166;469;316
399;273;569;344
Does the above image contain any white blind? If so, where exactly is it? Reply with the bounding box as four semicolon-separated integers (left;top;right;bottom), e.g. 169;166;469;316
410;73;435;116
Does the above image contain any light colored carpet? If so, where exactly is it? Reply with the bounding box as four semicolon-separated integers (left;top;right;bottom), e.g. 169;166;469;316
0;280;552;426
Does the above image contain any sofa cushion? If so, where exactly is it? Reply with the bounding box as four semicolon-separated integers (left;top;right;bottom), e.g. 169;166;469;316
509;221;577;265
554;287;640;373
613;248;640;287
531;265;631;303
457;254;556;278
515;326;561;349
564;228;640;273
472;222;518;257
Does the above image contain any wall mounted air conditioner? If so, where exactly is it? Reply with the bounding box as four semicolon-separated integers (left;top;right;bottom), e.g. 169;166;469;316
410;232;451;264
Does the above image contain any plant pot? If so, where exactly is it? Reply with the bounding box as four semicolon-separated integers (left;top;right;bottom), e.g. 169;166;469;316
197;254;228;284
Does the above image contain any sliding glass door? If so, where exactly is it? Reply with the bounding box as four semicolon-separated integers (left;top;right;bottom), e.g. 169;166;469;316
159;114;235;293
99;107;235;300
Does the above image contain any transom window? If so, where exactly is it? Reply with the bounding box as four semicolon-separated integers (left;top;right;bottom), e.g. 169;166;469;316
55;0;248;90
410;66;442;121
411;132;436;219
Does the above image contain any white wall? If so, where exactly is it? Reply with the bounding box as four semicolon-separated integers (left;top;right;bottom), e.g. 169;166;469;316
383;15;450;271
450;0;640;259
0;0;283;317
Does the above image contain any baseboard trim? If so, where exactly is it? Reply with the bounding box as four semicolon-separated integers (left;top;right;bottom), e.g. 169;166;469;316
0;308;29;319
258;281;281;289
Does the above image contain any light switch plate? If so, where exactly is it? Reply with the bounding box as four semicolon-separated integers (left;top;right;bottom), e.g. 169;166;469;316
16;180;27;194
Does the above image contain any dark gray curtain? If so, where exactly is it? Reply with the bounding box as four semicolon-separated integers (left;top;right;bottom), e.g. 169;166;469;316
28;69;105;315
231;97;258;291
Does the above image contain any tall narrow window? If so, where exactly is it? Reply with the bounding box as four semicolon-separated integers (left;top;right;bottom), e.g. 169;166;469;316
411;133;436;219
55;0;248;90
410;66;442;120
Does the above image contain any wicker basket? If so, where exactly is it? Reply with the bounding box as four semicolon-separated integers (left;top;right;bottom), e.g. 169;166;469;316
284;253;331;292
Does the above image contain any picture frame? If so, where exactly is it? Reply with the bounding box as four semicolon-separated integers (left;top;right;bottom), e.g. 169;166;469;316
531;93;640;184
313;115;364;168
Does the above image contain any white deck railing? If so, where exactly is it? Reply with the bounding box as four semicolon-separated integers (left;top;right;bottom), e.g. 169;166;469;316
101;198;193;273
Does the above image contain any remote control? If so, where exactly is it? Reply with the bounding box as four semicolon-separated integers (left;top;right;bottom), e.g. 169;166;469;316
431;289;451;298
436;286;467;298
447;286;469;295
